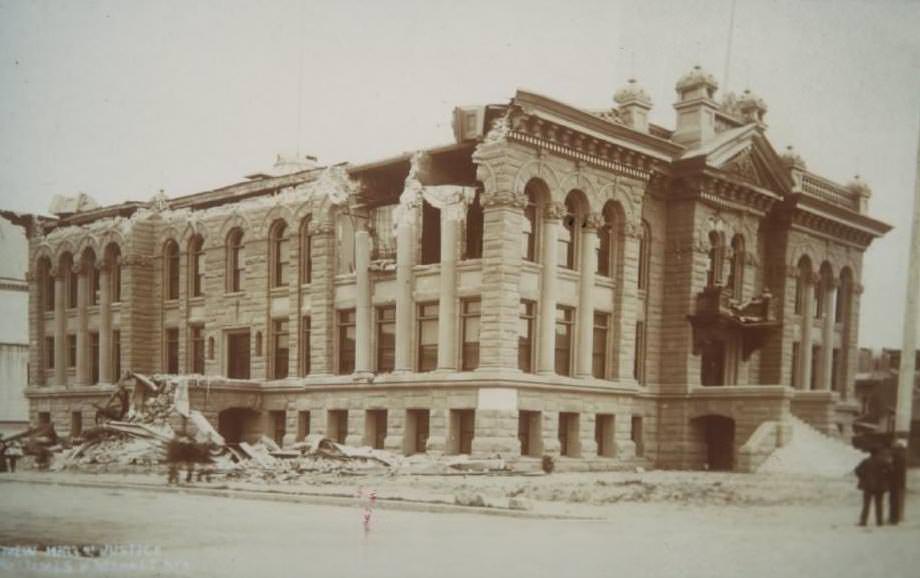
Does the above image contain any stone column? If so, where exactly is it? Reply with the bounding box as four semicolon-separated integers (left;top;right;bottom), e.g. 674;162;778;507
394;206;417;372
578;412;598;457
576;214;601;378
821;280;837;391
478;190;525;370
538;203;564;374
541;410;561;456
354;222;372;375
309;218;336;375
99;262;113;383
53;270;66;386
800;272;815;389
75;262;89;385
437;210;460;372
618;225;642;382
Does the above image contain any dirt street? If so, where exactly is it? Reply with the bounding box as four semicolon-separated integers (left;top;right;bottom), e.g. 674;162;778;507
1;475;918;578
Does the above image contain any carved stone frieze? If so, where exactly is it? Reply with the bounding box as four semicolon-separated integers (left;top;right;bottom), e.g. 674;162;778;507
481;189;527;209
583;212;605;231
544;202;567;221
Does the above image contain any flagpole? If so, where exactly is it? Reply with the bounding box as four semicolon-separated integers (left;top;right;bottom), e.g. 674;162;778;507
896;112;920;439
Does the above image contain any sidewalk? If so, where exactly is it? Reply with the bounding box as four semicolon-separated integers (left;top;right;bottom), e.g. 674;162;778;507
0;471;598;520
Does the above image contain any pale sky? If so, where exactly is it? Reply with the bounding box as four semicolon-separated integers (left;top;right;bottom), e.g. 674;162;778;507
1;0;918;349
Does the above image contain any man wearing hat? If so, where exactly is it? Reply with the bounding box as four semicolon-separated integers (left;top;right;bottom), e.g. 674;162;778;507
889;439;908;524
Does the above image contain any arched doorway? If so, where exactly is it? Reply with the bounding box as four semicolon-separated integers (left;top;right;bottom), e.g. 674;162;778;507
692;415;736;471
218;408;260;446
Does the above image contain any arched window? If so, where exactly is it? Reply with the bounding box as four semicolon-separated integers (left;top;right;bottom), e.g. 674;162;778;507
638;221;651;290
707;231;724;287
420;201;440;265
836;268;851;323
816;263;833;319
164;240;180;300
39;257;54;311
61;253;77;309
106;244;122;303
464;192;483;259
597;202;620;278
522;180;548;262
558;196;578;269
727;235;745;298
189;235;204;297
269;220;289;287
795;256;812;315
82;249;98;306
226;228;244;292
300;216;312;284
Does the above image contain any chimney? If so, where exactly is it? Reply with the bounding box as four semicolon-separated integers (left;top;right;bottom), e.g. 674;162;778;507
672;65;720;146
613;78;653;132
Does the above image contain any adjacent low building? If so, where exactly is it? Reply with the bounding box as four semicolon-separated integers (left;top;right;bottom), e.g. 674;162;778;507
8;66;891;470
0;218;30;435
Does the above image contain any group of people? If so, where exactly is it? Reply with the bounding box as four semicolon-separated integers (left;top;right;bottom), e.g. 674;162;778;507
166;433;214;484
854;440;908;526
0;436;22;473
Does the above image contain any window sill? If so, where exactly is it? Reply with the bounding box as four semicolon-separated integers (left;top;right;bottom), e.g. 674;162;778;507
269;286;290;296
224;291;247;298
188;297;205;305
162;300;179;310
595;276;615;289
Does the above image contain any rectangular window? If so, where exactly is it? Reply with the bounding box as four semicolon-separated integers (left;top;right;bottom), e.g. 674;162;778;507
67;334;76;368
112;330;121;380
596;225;611;277
554;306;574;376
595;414;615;458
300;316;311;376
297;410;311;441
90;332;99;384
227;330;251;379
71;412;82;438
273;319;289;379
832;348;841;392
461;299;481;371
592;312;610;379
811;345;820;390
791;341;801;387
518;301;536;373
631;416;644;457
371;205;397;260
270;410;286;447
337;309;356;375
166;328;179;374
794;277;803;315
376;306;395;373
417;303;439;372
633;321;646;384
190;326;205;374
45;336;55;369
38;412;51;426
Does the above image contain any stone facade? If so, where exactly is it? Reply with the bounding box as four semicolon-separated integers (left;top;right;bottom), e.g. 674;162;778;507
13;67;890;470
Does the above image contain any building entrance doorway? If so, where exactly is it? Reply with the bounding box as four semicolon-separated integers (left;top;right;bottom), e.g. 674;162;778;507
218;408;260;446
693;415;735;471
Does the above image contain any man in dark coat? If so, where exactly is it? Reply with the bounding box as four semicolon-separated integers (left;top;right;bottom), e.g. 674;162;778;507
855;447;893;526
889;440;908;525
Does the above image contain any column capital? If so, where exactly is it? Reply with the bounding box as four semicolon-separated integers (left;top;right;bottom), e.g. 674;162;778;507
544;201;567;221
481;189;527;209
624;220;644;240
583;212;605;232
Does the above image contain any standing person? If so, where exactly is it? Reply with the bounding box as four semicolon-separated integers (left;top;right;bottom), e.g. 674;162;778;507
6;444;21;473
889;440;908;525
855;446;893;526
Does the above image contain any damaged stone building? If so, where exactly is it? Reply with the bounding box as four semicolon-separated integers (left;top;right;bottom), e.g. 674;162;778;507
12;66;890;470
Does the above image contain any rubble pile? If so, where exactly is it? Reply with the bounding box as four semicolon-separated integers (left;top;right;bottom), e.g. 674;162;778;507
757;417;866;478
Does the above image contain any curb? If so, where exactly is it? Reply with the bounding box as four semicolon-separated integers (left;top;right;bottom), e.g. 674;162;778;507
0;476;599;521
